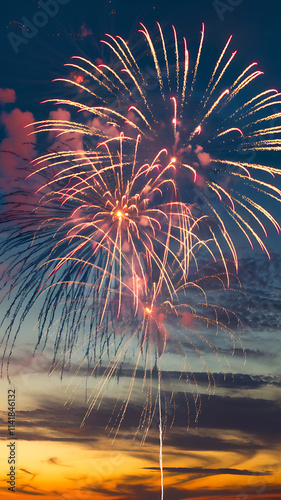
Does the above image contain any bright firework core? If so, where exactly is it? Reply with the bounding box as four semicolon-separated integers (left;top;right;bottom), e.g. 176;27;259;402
114;210;123;221
112;209;128;222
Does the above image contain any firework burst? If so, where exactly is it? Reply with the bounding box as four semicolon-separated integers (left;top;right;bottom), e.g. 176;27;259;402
34;24;281;268
0;132;215;377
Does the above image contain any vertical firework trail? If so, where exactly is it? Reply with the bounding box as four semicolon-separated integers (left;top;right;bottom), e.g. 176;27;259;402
158;368;164;500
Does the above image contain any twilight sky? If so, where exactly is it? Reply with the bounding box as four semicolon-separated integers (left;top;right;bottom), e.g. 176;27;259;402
0;1;281;499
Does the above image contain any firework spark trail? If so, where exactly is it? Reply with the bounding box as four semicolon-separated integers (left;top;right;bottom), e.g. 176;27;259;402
36;23;281;266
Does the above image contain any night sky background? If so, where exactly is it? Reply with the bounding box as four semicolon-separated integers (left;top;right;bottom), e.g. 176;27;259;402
0;1;281;499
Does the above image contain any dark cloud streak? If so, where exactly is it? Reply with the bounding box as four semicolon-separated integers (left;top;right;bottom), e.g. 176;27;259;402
144;466;272;476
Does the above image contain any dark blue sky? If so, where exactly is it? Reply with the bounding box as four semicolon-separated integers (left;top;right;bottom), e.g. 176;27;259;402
1;0;281;111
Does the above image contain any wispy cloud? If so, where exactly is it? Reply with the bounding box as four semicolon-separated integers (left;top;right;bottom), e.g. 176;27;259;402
44;457;71;467
144;466;272;476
